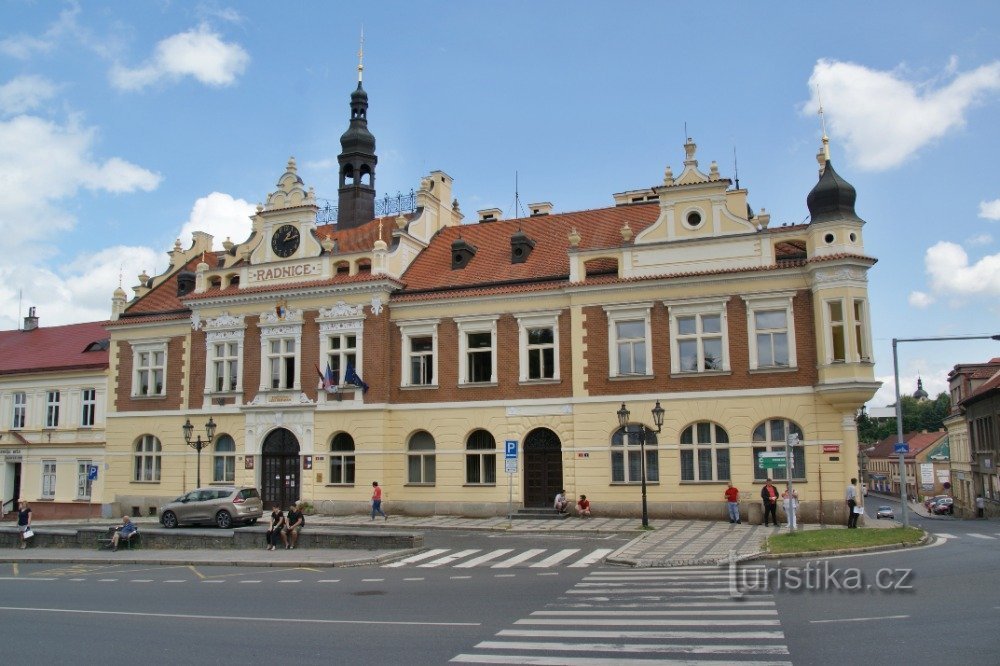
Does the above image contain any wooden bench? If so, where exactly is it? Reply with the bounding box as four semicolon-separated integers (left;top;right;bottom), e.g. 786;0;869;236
98;528;140;551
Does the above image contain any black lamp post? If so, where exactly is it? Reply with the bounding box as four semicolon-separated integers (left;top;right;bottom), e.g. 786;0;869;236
617;400;665;528
182;417;217;488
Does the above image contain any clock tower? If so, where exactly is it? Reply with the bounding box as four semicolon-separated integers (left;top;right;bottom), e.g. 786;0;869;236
336;36;377;231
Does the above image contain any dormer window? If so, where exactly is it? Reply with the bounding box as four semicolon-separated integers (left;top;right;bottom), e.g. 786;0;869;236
451;237;477;270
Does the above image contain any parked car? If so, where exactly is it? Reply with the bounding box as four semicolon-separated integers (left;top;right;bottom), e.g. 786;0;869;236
876;505;895;520
924;495;948;510
931;497;954;515
159;486;263;529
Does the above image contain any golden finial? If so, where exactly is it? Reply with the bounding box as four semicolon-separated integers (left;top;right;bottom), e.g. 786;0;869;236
377;218;383;242
357;27;365;83
818;87;830;161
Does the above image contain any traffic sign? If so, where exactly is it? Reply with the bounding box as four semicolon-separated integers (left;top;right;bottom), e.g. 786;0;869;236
894;443;909;454
758;452;787;469
504;459;517;475
504;440;518;460
87;465;98;481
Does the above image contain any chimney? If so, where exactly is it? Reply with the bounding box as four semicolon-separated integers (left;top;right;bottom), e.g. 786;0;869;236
23;306;38;331
528;202;553;216
477;208;503;223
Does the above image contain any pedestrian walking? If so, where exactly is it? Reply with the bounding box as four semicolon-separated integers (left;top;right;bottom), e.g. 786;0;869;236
975;495;985;519
16;500;32;549
724;482;741;524
371;481;387;520
761;480;779;527
846;478;860;528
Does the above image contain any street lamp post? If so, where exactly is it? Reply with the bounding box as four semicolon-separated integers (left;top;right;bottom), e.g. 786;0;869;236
617;401;665;528
892;334;1000;527
182;417;217;488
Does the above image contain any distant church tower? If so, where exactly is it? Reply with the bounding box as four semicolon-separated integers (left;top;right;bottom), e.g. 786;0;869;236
337;33;377;230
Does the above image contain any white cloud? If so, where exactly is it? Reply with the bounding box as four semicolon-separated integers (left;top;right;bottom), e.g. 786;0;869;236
923;241;1000;299
177;192;256;249
967;233;993;246
110;25;249;90
979;199;1000;220
0;114;161;246
908;291;934;308
806;59;1000;171
0;75;58;115
0;34;54;59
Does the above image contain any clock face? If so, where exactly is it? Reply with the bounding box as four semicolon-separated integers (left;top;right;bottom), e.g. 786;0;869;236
271;224;300;258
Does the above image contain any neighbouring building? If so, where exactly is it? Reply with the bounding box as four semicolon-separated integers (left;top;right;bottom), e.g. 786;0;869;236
945;358;1000;516
100;72;880;523
867;430;949;501
955;360;1000;518
0;309;110;519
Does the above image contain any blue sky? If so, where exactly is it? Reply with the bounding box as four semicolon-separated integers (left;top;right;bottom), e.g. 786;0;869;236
2;1;999;406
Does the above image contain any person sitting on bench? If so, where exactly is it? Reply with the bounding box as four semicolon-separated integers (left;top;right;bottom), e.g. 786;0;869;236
111;516;138;551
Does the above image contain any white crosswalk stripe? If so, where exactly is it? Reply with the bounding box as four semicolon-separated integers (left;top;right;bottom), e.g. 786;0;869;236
967;533;996;540
451;565;791;664
383;547;613;569
936;533;957;539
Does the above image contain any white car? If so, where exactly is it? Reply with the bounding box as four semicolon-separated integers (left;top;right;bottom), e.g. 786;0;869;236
875;505;894;520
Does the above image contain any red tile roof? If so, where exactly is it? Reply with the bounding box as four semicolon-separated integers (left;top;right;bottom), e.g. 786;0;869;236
0;321;109;375
963;368;1000;405
868;430;947;460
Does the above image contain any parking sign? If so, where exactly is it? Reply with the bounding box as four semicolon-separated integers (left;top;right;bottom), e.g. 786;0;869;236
505;440;518;459
87;465;98;481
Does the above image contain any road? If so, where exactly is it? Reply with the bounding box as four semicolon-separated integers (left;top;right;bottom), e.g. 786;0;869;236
0;516;997;664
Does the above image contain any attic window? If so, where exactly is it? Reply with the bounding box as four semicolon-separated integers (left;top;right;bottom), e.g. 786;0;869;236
84;339;110;353
685;211;703;229
824;232;835;244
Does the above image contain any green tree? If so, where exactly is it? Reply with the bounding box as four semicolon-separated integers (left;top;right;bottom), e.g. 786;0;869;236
857;392;951;444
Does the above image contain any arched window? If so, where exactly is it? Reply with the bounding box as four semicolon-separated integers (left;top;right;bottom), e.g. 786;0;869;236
134;434;162;482
465;429;496;485
679;422;730;482
407;431;436;485
611;427;659;483
213;434;236;483
752;419;805;481
329;433;355;485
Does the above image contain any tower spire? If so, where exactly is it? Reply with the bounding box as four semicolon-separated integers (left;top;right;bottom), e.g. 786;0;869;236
817;88;830;161
357;26;365;83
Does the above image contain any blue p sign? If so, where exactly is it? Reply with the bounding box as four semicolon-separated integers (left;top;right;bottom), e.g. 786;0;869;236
505;440;518;459
87;465;98;481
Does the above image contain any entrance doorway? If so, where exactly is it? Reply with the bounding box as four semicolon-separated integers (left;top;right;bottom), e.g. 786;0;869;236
261;428;300;509
2;462;21;517
523;428;563;508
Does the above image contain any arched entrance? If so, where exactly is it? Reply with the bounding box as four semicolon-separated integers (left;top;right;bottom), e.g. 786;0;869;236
261;428;300;509
523;428;563;507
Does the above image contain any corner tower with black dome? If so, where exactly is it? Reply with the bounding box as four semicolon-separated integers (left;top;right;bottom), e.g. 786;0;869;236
337;37;378;230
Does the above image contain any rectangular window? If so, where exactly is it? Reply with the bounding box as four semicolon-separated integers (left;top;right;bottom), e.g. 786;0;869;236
466;331;493;383
212;341;240;392
12;392;26;429
45;390;60;428
268;338;296;389
42;460;57;498
408;454;436;484
327;333;357;386
77;460;93;499
466;452;497;484
329;454;356;484
853;299;870;361
754;310;789;367
409;336;434;385
81;388;97;427
527;327;555;379
828;300;846;362
135;348;166;396
616;320;647;375
677;314;723;372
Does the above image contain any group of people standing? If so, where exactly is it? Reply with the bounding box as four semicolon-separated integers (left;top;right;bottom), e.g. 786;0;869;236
723;481;798;527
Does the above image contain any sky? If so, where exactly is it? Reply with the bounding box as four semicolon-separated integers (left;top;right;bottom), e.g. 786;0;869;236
1;1;999;407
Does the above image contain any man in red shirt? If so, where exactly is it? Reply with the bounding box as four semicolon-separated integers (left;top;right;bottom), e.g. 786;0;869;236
724;482;741;524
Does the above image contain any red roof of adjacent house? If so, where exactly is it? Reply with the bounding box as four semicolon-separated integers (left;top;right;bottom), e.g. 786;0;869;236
868;430;947;460
963;368;1000;406
0;321;109;375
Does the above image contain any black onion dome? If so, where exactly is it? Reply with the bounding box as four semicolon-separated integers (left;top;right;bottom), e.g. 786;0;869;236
807;160;861;224
340;82;375;154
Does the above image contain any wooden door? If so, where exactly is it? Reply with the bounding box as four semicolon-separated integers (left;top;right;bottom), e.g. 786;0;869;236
261;428;299;509
523;428;563;507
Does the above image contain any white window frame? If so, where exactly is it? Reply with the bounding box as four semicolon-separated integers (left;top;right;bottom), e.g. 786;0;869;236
132;340;167;397
516;311;561;382
12;391;26;429
752;418;806;482
407;431;436;485
611;426;660;484
605;304;653;378
212;341;241;392
456;316;498;385
81;388;97;427
42;459;57;498
824;298;847;364
679;421;731;482
666;298;730;374
853;298;872;362
45;390;60;428
745;293;797;370
213;434;236;483
257;309;303;393
202;313;247;397
465;430;497;486
399;319;439;388
134;434;162;482
329;433;356;485
317;303;365;395
77;460;93;499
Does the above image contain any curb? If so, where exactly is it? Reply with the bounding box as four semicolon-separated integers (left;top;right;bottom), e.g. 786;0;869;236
755;531;933;560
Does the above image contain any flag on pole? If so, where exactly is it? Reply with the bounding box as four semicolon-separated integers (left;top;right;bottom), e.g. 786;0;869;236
345;363;369;393
324;362;338;392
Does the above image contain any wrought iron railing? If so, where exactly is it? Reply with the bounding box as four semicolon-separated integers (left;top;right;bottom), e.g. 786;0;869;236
316;190;417;225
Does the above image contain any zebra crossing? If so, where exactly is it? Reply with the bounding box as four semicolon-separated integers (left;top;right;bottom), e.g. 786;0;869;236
452;565;791;664
936;532;1000;540
383;547;615;570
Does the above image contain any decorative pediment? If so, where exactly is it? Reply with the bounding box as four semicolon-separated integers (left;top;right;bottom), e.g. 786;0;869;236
265;157;316;210
317;301;365;320
259;307;304;326
204;312;246;330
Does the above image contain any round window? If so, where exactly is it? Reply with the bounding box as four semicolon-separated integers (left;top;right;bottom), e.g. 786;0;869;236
686;211;703;228
849;232;857;243
824;232;835;244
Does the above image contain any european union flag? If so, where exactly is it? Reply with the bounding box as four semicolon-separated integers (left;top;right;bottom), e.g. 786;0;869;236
345;363;369;393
